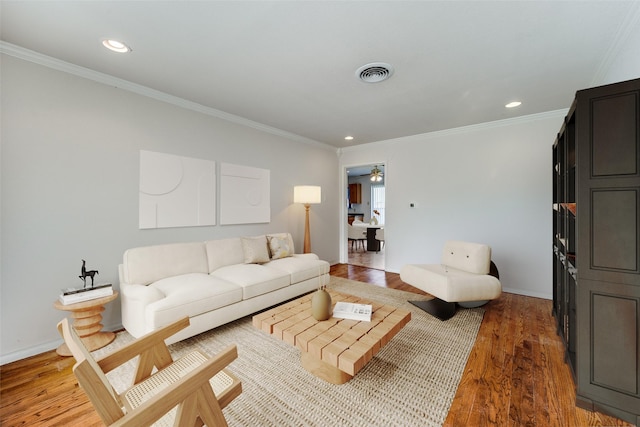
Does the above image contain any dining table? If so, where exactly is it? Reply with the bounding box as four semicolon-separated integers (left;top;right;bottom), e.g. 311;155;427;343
352;221;384;252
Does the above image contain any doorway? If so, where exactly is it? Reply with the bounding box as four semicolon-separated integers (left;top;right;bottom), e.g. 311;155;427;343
345;164;385;270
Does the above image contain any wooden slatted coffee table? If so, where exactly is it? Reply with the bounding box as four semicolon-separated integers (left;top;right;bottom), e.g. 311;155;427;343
252;290;411;384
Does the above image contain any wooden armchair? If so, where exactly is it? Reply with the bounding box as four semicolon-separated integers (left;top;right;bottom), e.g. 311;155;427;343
57;316;241;427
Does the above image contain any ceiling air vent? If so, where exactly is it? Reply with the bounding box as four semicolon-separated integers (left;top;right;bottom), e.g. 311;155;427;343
356;62;394;83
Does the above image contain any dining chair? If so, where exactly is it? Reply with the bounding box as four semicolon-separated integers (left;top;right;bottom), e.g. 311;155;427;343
375;228;385;252
347;224;367;252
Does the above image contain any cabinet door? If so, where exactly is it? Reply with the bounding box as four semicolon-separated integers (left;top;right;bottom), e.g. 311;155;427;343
349;184;362;204
576;79;640;286
575;78;640;423
577;279;640;415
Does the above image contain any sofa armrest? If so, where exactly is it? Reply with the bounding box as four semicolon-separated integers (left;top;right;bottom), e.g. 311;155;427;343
120;282;165;338
121;282;165;304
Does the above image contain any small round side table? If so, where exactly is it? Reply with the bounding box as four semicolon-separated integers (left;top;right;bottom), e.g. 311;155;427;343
54;291;119;356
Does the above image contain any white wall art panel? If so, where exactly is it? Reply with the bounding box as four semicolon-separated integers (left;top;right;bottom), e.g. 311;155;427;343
220;163;270;224
139;150;216;229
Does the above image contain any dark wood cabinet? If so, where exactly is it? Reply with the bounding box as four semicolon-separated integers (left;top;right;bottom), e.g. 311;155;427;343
348;183;361;204
553;78;640;425
553;97;578;374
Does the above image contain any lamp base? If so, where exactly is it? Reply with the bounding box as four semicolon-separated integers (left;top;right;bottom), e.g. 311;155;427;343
303;204;311;253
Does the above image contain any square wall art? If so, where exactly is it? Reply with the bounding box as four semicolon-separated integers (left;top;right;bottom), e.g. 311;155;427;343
139;150;216;229
220;162;270;225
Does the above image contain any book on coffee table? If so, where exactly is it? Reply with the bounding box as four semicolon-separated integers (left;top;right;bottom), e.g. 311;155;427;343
332;302;372;322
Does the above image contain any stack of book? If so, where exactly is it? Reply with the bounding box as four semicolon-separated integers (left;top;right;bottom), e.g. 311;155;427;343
332;302;373;322
59;284;113;305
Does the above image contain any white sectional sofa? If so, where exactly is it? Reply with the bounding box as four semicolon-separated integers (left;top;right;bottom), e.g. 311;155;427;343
119;233;329;344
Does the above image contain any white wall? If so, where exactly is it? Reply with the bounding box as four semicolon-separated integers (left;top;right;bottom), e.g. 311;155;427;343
596;9;640;86
337;22;640;299
0;54;340;363
339;112;565;300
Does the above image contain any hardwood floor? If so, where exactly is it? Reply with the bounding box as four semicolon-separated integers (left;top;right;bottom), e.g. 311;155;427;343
347;240;385;270
330;264;632;427
0;265;633;426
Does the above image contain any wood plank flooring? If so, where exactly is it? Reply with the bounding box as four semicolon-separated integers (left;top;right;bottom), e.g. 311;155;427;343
330;264;632;427
347;241;385;270
0;264;633;426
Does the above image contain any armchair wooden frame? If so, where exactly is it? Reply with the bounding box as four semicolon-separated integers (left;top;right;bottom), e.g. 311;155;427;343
57;316;241;427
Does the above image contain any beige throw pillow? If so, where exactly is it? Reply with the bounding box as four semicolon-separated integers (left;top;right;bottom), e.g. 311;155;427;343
241;236;270;264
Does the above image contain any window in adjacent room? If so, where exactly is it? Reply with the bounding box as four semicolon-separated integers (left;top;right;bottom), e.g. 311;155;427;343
371;185;385;224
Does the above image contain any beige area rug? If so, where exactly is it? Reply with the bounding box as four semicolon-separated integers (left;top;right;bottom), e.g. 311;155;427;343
94;277;484;426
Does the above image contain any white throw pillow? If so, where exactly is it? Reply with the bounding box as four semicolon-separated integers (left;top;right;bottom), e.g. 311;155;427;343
241;236;270;264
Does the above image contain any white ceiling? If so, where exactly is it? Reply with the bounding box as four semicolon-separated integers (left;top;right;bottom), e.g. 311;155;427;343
2;1;639;148
347;164;384;178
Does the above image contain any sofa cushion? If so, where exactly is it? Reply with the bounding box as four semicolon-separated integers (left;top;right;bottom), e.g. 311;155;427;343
400;264;501;302
241;236;270;264
123;242;208;285
205;238;245;272
210;264;290;299
267;234;292;259
147;273;243;325
265;254;330;284
440;240;491;275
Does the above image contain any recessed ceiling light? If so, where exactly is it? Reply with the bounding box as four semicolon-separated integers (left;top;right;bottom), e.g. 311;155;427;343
102;39;131;53
345;136;354;140
505;101;522;108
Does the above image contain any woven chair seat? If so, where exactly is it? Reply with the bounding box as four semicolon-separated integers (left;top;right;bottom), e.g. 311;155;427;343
124;350;235;427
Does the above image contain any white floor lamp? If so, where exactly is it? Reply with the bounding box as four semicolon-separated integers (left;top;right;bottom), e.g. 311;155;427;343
294;185;321;254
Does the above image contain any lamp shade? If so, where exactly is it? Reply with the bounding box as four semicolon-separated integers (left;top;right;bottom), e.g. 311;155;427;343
294;186;321;204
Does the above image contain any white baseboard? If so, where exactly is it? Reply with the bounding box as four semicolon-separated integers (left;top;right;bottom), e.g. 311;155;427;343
1;339;61;366
0;322;123;366
502;287;552;300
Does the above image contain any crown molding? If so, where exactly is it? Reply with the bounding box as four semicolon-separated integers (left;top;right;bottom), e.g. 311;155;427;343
338;109;568;154
0;41;569;154
590;2;640;86
0;41;336;152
